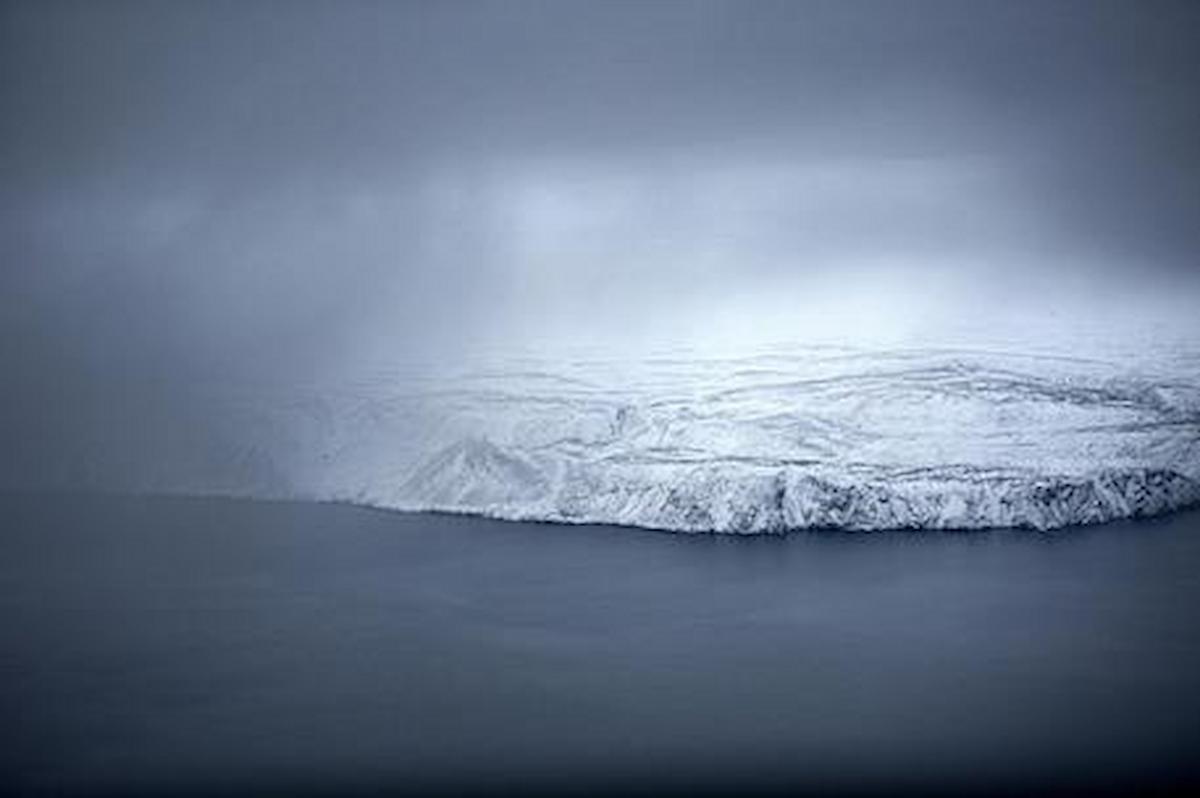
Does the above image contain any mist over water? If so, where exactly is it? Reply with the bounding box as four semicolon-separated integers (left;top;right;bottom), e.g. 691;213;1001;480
3;5;1200;794
4;2;1200;466
4;1;1200;508
2;1;1200;499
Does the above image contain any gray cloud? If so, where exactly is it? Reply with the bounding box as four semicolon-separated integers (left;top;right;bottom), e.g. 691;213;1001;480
3;0;1199;483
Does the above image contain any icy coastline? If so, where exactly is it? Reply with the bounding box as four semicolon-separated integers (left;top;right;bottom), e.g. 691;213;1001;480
45;345;1200;532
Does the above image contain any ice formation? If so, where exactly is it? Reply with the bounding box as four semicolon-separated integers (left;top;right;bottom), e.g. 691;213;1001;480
64;345;1200;532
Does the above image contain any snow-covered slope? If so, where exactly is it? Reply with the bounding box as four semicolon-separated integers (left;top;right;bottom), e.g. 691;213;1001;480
64;344;1200;532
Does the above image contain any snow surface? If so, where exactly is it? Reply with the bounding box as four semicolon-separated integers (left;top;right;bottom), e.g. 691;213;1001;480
73;344;1200;532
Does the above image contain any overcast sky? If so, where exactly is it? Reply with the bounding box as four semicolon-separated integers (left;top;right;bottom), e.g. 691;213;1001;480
3;0;1200;479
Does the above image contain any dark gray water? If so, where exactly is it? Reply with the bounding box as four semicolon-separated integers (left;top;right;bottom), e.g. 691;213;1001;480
3;493;1200;796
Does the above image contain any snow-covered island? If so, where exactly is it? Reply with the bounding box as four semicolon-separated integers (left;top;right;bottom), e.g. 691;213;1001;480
52;341;1200;533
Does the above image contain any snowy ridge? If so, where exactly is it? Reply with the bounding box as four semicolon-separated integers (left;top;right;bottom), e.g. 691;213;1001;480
68;345;1200;532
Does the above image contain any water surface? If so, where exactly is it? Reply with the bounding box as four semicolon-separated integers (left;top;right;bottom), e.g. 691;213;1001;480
3;493;1200;795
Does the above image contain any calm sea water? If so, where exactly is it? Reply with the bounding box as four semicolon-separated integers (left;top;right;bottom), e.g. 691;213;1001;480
3;493;1199;796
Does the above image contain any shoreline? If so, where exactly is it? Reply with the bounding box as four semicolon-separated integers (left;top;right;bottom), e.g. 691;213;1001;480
6;486;1200;537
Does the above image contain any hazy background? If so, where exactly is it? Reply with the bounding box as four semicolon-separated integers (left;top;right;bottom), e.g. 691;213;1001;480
3;0;1199;485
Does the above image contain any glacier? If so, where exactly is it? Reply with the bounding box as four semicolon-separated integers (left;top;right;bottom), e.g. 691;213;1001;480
54;344;1200;533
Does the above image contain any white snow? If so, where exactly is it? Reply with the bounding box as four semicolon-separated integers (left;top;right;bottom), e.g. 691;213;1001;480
65;343;1200;532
